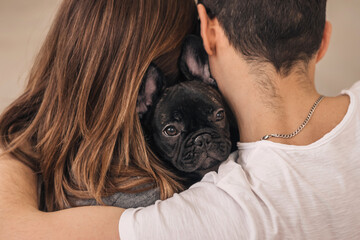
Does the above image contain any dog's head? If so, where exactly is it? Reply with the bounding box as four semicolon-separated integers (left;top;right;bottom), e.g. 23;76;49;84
137;35;232;176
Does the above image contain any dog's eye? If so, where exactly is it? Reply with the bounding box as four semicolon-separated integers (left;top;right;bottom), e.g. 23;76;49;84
163;125;179;137
215;109;225;121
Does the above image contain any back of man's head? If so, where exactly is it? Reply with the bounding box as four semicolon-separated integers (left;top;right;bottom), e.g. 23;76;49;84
198;0;327;75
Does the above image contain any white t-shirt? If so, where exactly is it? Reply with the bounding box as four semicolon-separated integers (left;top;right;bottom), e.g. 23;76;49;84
119;81;360;240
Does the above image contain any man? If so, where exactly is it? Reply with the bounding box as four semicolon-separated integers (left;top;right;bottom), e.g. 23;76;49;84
118;0;360;239
1;1;359;239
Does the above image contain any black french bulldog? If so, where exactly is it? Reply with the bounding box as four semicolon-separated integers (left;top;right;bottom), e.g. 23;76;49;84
137;35;234;186
68;36;236;209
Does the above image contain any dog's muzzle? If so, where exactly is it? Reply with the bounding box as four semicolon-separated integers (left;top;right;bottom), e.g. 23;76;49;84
176;130;231;172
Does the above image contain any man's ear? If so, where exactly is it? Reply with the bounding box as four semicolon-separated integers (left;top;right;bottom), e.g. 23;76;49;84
179;35;217;86
136;63;164;119
316;21;332;62
197;4;216;56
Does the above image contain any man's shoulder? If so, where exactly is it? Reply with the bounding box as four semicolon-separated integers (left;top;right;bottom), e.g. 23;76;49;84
347;80;360;95
189;150;255;199
197;150;241;183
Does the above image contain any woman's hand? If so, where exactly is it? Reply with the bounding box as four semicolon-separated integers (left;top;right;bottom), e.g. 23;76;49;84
0;152;124;240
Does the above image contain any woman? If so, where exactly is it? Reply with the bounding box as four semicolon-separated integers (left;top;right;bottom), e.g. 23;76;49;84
0;0;197;238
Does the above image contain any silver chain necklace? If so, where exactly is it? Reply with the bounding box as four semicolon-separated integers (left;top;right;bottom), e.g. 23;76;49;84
261;95;325;141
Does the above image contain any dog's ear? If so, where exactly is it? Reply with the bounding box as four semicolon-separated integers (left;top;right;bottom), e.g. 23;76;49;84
179;35;217;87
136;63;164;119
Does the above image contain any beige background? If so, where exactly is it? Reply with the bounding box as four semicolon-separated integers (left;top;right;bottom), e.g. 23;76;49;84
0;0;359;113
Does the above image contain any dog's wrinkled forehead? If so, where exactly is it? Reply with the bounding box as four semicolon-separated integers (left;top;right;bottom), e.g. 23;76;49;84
154;81;223;126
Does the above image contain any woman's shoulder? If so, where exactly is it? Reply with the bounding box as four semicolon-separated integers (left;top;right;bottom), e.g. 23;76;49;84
0;151;37;185
0;150;38;210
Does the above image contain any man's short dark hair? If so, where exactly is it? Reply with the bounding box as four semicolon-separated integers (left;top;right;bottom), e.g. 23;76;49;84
199;0;327;75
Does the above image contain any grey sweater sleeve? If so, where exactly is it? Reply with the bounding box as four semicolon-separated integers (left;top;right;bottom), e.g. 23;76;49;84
38;175;161;209
70;187;161;208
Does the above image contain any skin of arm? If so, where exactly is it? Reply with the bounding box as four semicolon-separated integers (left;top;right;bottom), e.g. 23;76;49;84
0;152;125;240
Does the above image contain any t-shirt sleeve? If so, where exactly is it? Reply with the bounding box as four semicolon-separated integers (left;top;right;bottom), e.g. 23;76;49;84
118;180;250;240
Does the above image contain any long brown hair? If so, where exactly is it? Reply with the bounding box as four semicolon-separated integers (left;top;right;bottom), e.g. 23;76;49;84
0;0;197;211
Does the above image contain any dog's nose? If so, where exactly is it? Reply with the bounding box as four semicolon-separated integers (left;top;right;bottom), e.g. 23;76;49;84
194;134;212;147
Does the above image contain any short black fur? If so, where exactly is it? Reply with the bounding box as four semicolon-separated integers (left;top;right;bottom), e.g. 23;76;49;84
137;35;238;187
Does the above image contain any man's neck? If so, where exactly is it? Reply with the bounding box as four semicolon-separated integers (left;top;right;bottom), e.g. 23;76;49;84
216;58;332;144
